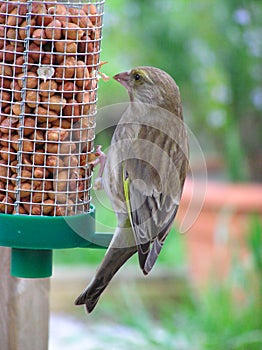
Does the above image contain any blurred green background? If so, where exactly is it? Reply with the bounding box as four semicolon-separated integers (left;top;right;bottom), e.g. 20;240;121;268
99;0;262;182
51;1;262;349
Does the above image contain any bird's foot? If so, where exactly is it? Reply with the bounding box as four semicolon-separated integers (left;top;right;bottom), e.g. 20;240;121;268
88;145;106;190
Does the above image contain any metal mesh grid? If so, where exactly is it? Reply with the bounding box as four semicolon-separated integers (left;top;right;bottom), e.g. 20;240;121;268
0;0;105;216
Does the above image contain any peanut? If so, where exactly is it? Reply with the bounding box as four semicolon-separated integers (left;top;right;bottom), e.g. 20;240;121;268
34;167;49;179
23;117;36;136
15;205;27;214
0;180;5;192
46;143;58;154
63;155;78;168
43;199;54;215
18;182;31;199
58;82;78;99
29;130;45;143
31;149;45;165
28;42;45;62
46;155;64;168
22;139;34;153
0;78;11;89
21;169;32;180
11;134;19;151
32;28;47;45
0;91;11;107
0;159;8;180
25;90;38;108
62;22;84;41
41;95;66;112
0;146;16;161
32;190;48;203
54;170;68;191
10;160;18;174
45;19;62;40
63;99;80;118
19;19;36;40
76;60;90;89
0;134;9;148
0;195;13;213
10;173;17;186
0;117;19;133
3;44;23;62
6;27;17;42
12;102;31;116
0;62;12;77
31;204;42;215
60;142;76;155
10;80;22;101
35;14;53;27
55;40;77;53
55;57;77;81
36;106;58;123
55;205;66;216
46;127;68;142
21;197;41;215
31;2;47;16
76;91;90;114
51;119;71;129
48;4;67;17
17;72;38;89
7;8;23;27
41;53;53;65
39;80;58;97
69;8;93;29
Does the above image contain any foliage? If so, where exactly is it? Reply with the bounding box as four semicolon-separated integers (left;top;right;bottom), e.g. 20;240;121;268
60;220;262;350
100;0;262;181
247;215;262;293
85;217;262;350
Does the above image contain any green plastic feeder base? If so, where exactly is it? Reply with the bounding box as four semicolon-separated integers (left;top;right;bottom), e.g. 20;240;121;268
0;205;113;278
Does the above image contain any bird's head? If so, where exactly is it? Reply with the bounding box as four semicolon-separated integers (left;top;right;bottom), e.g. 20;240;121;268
113;66;181;115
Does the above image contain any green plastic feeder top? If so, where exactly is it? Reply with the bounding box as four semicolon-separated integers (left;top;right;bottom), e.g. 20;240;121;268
0;206;112;278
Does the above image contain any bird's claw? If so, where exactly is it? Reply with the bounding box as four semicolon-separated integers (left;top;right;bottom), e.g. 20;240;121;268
89;145;106;190
93;177;103;190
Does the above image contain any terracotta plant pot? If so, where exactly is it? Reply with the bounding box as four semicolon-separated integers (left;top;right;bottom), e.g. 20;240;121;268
177;178;262;288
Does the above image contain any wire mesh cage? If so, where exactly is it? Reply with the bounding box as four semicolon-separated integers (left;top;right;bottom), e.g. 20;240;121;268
0;0;105;217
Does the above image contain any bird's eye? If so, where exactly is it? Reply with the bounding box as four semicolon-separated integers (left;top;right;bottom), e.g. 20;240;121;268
134;73;141;81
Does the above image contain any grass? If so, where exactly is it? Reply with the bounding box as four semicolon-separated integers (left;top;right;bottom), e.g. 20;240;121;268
74;267;261;350
96;263;262;349
70;216;261;350
53;175;262;350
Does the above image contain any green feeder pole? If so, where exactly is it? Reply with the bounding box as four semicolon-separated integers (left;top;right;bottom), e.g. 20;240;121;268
11;249;53;278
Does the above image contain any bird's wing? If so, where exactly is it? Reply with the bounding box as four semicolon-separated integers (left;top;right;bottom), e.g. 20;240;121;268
103;104;188;274
123;124;188;275
128;178;179;275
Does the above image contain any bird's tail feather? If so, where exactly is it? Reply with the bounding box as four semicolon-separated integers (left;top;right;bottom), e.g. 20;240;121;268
74;276;110;313
75;246;136;313
143;238;164;275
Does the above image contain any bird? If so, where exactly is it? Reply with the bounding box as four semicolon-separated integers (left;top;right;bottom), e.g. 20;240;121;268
75;66;189;313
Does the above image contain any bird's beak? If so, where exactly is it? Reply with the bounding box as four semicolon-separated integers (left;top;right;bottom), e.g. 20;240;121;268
113;71;130;89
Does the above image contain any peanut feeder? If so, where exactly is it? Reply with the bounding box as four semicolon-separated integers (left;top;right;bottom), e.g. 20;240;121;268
0;0;112;278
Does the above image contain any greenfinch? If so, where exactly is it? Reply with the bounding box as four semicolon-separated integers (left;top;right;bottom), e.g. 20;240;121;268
75;66;189;313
